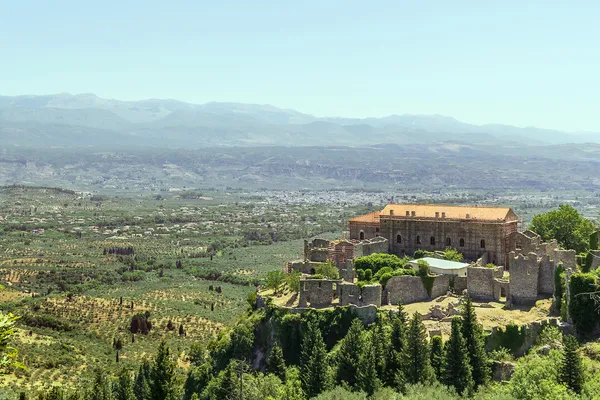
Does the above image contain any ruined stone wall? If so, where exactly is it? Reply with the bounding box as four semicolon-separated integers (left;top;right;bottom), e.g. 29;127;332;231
361;284;382;306
304;238;331;262
538;255;555;296
467;266;503;301
298;279;339;307
591;250;600;270
514;231;542;254
355;237;388;258
349;222;380;241
431;274;451;298
384;276;429;305
454;276;468;293
328;241;355;268
340;282;361;306
554;249;577;270
340;259;355;282
289;260;321;274
508;253;539;305
382;217;514;266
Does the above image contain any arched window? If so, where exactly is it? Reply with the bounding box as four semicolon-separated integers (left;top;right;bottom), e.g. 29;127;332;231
359;231;365;240
396;234;402;244
430;236;436;245
446;237;451;247
460;238;465;247
416;235;421;244
480;239;486;249
375;227;380;233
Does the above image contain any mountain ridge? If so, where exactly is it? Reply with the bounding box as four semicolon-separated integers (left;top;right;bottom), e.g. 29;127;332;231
0;93;597;148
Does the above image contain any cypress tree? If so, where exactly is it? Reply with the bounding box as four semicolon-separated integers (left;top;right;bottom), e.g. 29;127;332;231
561;335;584;394
300;321;329;398
114;368;135;400
335;318;365;388
149;340;177;400
430;335;443;381
461;295;490;389
358;333;381;396
442;317;474;396
404;312;434;385
267;343;287;382
133;361;151;400
385;313;407;389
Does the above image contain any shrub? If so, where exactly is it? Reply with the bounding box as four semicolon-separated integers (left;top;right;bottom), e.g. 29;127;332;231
354;253;409;274
364;269;373;282
379;272;394;287
315;261;340;280
416;260;430;277
442;248;463;262
568;272;600;335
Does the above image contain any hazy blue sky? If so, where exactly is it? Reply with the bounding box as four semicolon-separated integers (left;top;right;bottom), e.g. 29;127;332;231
2;1;599;131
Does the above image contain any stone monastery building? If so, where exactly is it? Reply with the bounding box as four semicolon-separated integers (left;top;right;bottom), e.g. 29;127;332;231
349;204;519;266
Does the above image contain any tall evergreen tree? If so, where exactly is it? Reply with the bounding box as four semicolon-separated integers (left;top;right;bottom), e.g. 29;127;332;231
371;314;388;378
385;313;408;389
335;318;364;388
149;340;177;400
404;312;434;385
561;335;584;394
183;362;212;400
461;295;490;389
113;368;135;400
430;335;443;381
442;317;474;396
87;367;113;400
267;343;287;382
357;333;381;396
133;361;151;400
397;301;408;324
300;321;329;398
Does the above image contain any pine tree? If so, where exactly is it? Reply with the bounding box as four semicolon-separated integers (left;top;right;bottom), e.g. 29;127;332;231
357;333;381;396
461;295;490;389
335;318;364;388
430;335;443;380
371;314;388;378
267;343;287;382
385;313;407;389
300;321;329;398
114;368;135;400
397;301;408;323
561;335;584;394
442;317;474;396
405;312;434;385
183;362;212;400
149;340;177;400
87;367;113;400
133;361;151;400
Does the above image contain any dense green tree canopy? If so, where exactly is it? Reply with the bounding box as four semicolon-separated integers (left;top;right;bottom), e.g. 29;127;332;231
529;204;596;253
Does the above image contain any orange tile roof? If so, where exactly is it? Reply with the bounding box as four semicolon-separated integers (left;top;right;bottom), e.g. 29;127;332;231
381;204;516;222
349;210;381;224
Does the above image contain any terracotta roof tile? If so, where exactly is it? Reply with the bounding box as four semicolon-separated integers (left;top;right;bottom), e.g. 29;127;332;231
349;210;380;223
381;204;516;222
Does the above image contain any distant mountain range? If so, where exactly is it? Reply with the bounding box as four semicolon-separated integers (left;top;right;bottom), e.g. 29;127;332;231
0;93;597;148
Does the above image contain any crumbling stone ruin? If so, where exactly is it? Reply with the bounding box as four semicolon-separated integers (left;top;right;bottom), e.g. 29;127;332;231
290;205;577;311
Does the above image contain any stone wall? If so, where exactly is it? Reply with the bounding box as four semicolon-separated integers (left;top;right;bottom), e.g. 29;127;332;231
454;276;468;293
340;259;355;282
328;240;355;268
304;238;330;262
361;284;382;306
554;249;577;270
591;250;600;270
431;274;451;298
537;255;555;296
340;282;361;306
289;260;321;274
508;252;539;305
298;279;340;308
354;237;388;258
384;276;429;305
467;266;503;301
